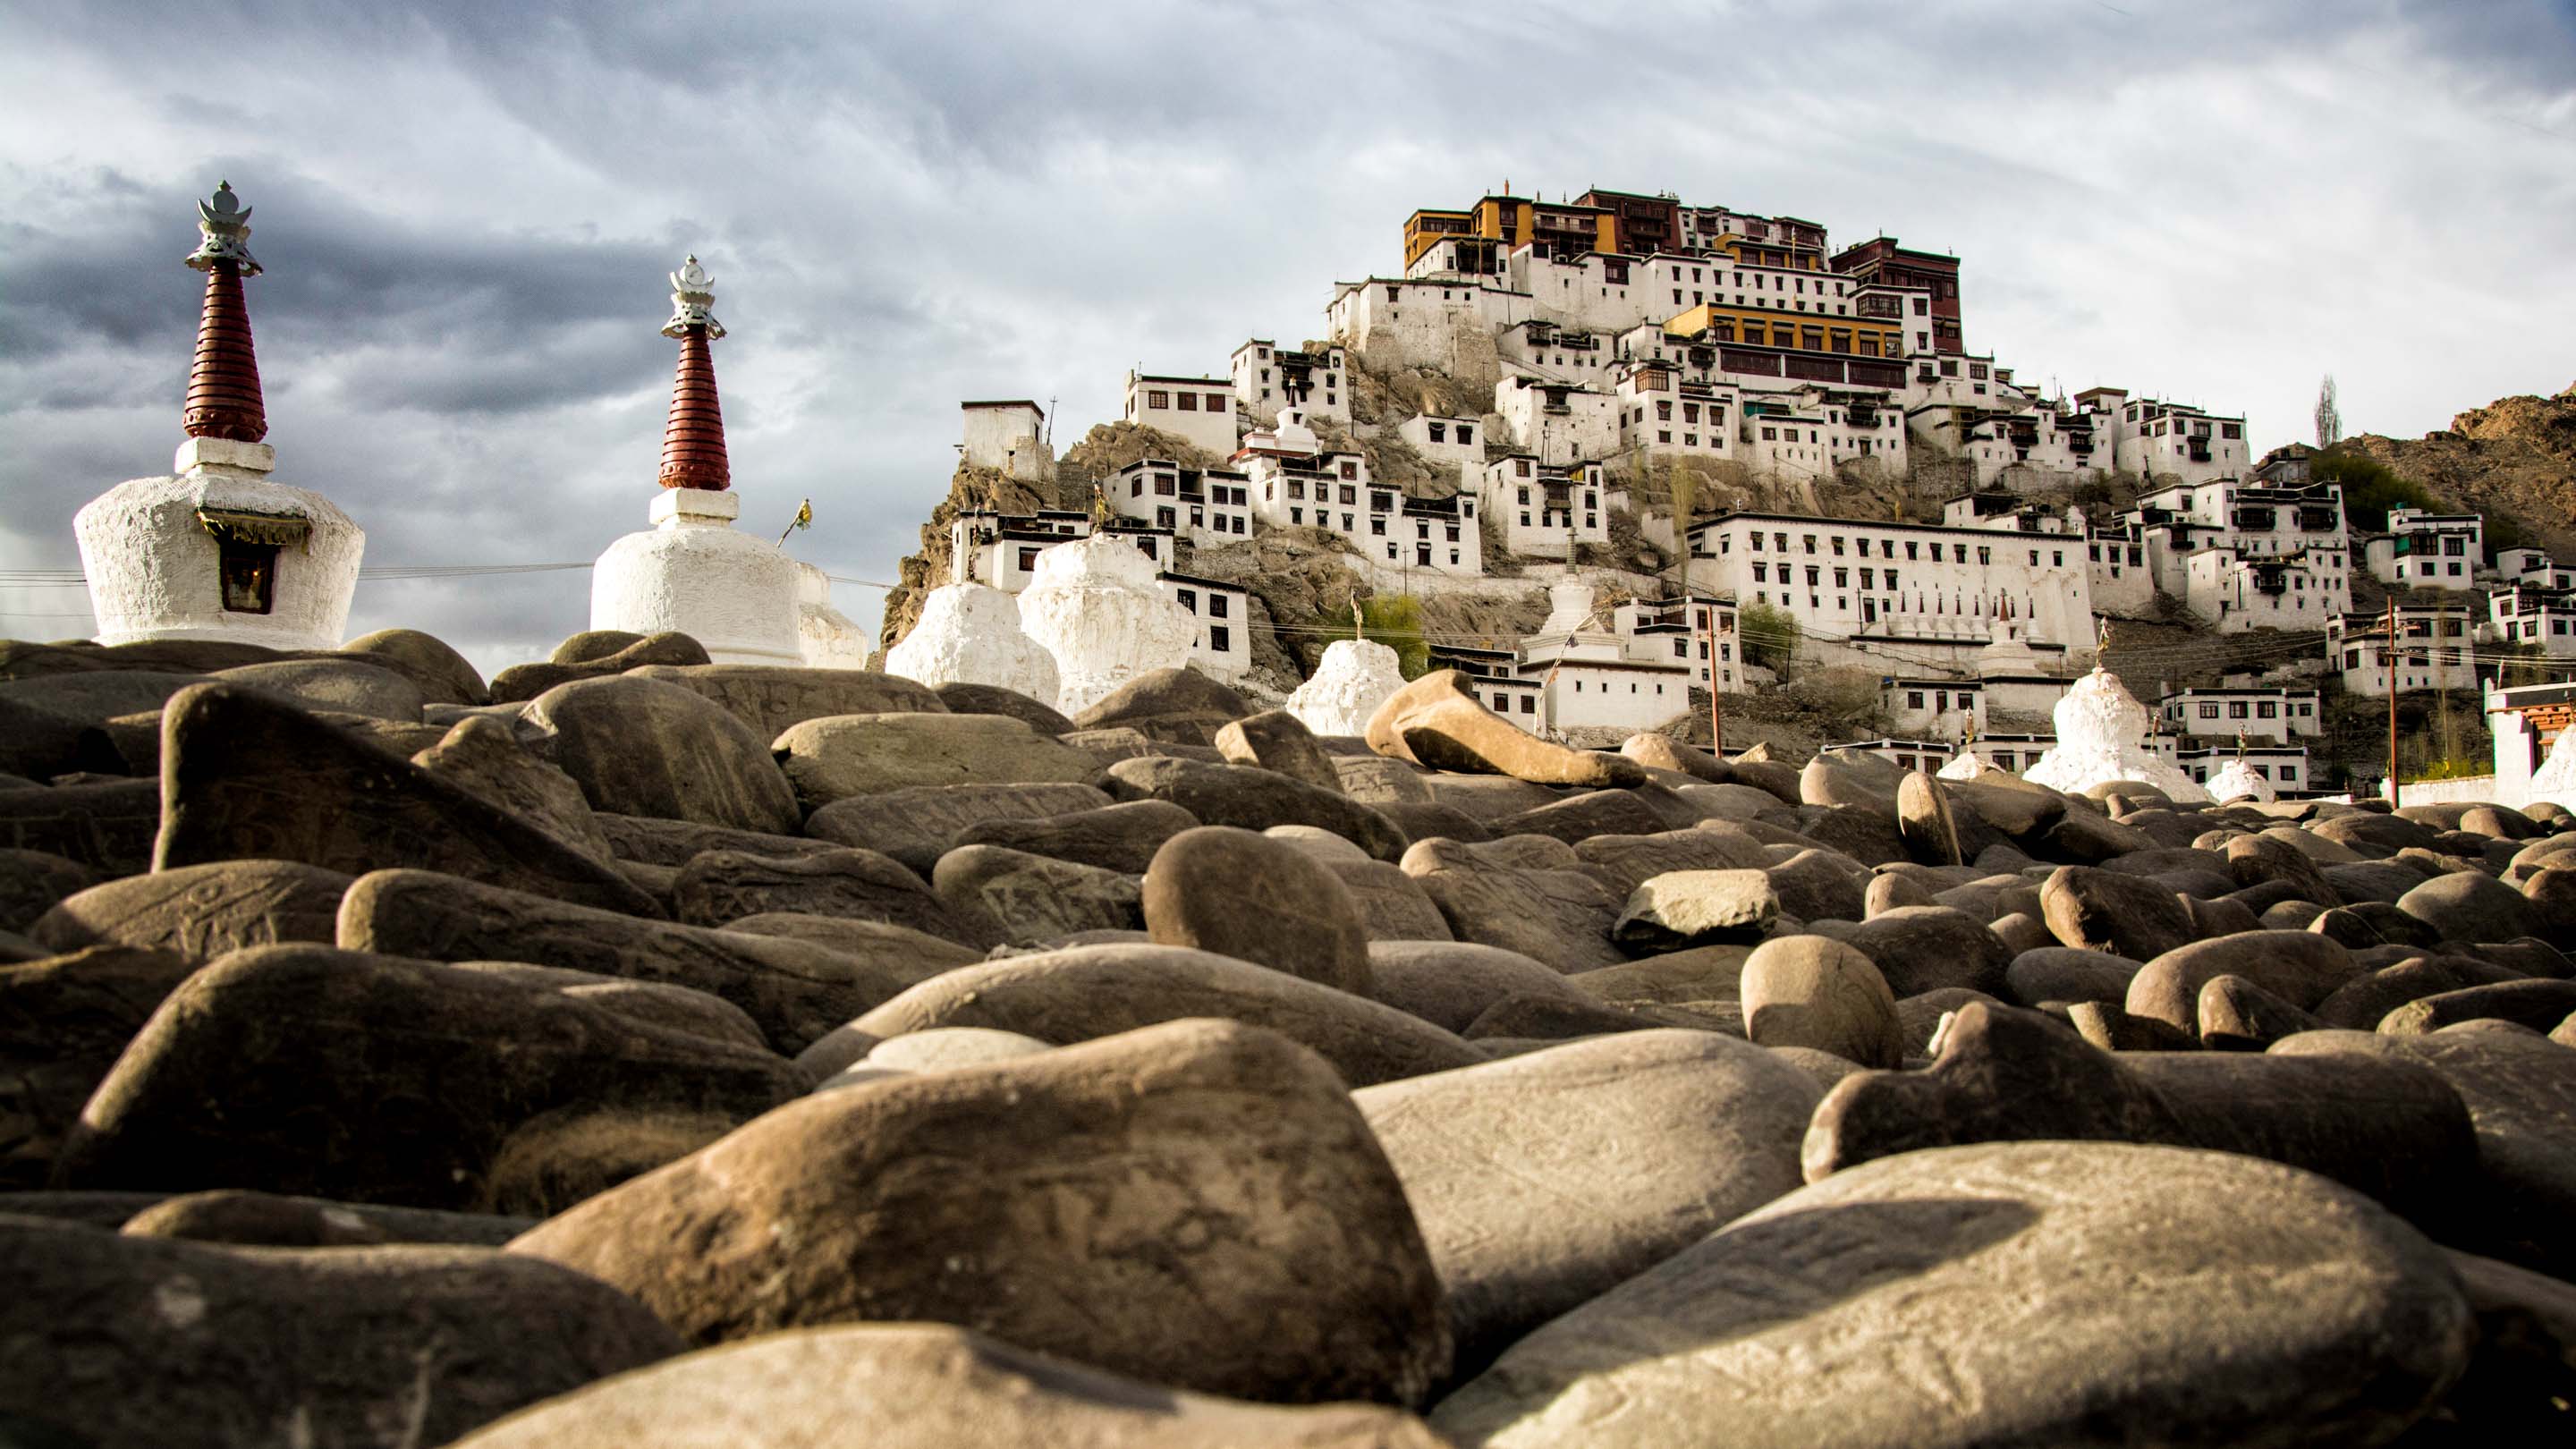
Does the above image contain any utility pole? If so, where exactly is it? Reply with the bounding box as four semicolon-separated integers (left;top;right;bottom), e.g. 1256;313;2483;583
1704;600;1724;753
2385;597;2400;807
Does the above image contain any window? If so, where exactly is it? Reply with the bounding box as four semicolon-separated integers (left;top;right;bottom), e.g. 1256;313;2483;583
1458;426;1473;444
1147;390;1169;409
1428;422;1445;443
1017;547;1040;572
1209;625;1231;652
1208;394;1224;411
1908;691;1925;708
1519;695;1535;715
1176;393;1197;411
2229;702;2250;719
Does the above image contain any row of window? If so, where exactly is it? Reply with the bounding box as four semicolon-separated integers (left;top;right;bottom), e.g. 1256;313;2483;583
1142;390;1228;413
1730;529;2068;570
1753;563;1911;590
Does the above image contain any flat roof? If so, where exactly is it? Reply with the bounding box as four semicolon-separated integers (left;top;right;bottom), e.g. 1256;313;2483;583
960;399;1043;413
1157;570;1245;591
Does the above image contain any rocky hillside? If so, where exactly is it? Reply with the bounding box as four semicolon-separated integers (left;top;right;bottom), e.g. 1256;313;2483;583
2347;382;2576;558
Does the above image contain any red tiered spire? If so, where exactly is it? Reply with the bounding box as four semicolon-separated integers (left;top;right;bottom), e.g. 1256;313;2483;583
656;255;731;491
182;182;267;443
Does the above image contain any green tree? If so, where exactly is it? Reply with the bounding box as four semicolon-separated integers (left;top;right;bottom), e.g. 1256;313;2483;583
1738;599;1801;676
1350;594;1430;679
2310;451;2436;531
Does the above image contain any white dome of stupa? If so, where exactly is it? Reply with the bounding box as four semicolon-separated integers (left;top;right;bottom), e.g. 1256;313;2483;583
1286;637;1407;738
886;580;1060;701
2021;666;2212;803
1016;531;1194;716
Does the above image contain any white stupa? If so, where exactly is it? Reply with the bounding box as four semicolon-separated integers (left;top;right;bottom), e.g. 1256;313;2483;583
75;182;364;651
2021;665;2213;804
886;580;1060;701
1016;531;1193;716
589;257;802;665
1287;636;1407;737
1937;749;1997;781
2204;750;2276;803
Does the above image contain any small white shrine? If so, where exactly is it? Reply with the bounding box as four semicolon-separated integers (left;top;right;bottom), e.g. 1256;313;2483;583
1286;637;1408;738
75;182;364;651
1016;532;1192;716
2021;665;2214;804
885;580;1061;702
590;257;803;665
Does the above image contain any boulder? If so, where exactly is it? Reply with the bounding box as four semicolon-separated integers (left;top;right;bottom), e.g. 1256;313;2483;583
1104;756;1407;861
773;712;1098;808
2042;806;2157;864
1070;666;1253;746
2312;898;2444;951
487;631;709;702
623;663;945;737
442;1323;1445;1448
1431;1140;2470;1449
0;778;162;874
1987;910;2055;954
1572;826;1770;898
1335;754;1436;804
1376;801;1491;844
1461;992;1679;1041
2226;831;2338;905
54;945;804;1212
212;657;425;721
520;675;801;835
1143;826;1372;993
2039;864;2197;962
1363;942;1593;1033
338;869;947;1055
509;1020;1449;1405
1487;789;1669;844
1365;671;1645;787
1894;770;1962;865
0;945;198;1188
2400;870;2543;945
411;715;616;866
2316;957;2497;1030
1620;733;1728;783
671;847;997;945
2004;946;2140;1008
157;683;662;916
2381;979;2576;1038
1400;837;1626;970
118;1189;534;1249
1327;860;1455;941
929;680;1075;735
2196;972;2326;1050
1418;774;1563;821
1762;848;1868;924
591;812;840;868
1611;869;1779;951
0;848;100;936
1215;708;1344;792
30;859;350;960
1860;869;1935;918
1740;935;1905;1068
837;944;1484;1088
804;781;1113;874
932;844;1142;944
2278;1022;2576;1277
2126;930;2360;1033
339;626;488;706
1834;905;2012;998
1356;1031;1819;1373
950;798;1199;876
719;911;982;979
0;1218;682;1449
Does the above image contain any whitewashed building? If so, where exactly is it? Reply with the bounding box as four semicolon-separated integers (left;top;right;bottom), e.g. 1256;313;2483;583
2089;389;2251;484
959;401;1050;482
1229;340;1347;428
2156;687;2323;745
1494;375;1619;463
1504;249;1655;334
1496;318;1618;386
938;509;1241;684
1396;413;1486;479
2490;585;2576;657
1512;584;1696;736
1326;275;1534;371
1428;644;1544;725
1479;455;1610;558
1608;593;1741;691
1686;512;2095;668
2362;507;2484;589
2328;606;2484;696
1741;387;1904;483
1123;370;1240;459
1883;677;1986;739
2498;547;2576;590
1614;362;1737;466
2121;479;2348;598
1159;571;1252;686
2084;526;2157;616
2182;546;2351;632
1108;459;1253;547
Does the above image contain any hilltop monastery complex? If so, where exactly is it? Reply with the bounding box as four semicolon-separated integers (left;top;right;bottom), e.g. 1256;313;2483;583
61;182;2576;806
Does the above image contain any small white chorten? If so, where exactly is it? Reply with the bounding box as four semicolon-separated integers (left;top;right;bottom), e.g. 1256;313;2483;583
1016;531;1193;716
2021;665;2213;804
886;580;1060;702
2523;723;2576;809
2204;755;2275;803
75;182;364;651
590;256;801;665
1937;750;1996;782
1287;637;1407;738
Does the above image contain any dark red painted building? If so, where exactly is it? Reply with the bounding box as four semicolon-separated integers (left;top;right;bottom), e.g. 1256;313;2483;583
1573;188;1680;257
1831;237;1963;355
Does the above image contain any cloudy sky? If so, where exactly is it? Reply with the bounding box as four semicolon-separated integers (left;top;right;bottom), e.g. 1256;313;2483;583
5;0;2572;674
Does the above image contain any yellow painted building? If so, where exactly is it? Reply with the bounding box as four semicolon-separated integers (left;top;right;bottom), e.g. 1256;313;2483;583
1402;195;1617;267
1662;301;1902;360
